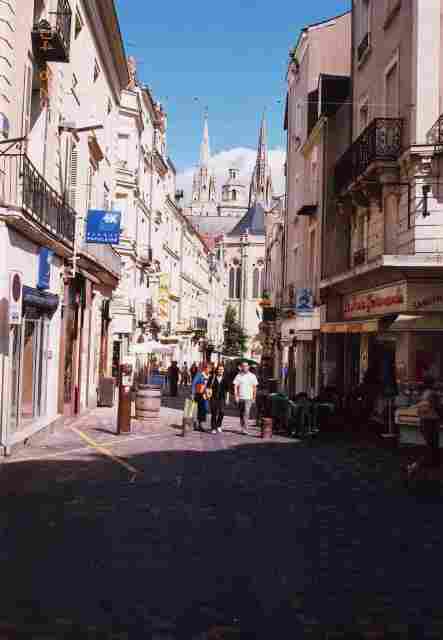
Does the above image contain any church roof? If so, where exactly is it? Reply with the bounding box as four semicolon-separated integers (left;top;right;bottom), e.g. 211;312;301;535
228;202;266;237
186;216;239;237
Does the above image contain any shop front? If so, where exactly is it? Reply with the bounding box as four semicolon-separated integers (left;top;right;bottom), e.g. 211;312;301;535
322;281;443;395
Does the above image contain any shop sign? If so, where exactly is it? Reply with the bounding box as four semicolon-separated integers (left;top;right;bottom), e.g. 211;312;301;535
37;247;54;290
295;288;314;315
9;271;22;325
408;284;443;312
158;273;170;321
85;210;121;244
343;284;407;319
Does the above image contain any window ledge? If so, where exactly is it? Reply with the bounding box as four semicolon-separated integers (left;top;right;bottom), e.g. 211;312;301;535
384;0;401;30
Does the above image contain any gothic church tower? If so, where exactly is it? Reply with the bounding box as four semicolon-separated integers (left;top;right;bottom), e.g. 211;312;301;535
249;113;274;210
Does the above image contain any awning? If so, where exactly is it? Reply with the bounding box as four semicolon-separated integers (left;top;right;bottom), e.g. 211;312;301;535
321;319;379;334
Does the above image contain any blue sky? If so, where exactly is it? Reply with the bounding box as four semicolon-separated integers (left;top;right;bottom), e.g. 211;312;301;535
115;0;350;192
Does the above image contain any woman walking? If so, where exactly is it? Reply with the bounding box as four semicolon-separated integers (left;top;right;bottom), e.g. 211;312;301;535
207;364;229;434
192;363;210;432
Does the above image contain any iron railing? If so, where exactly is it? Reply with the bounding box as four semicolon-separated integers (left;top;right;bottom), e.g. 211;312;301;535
32;0;72;63
427;114;443;145
55;0;72;58
335;117;403;194
192;317;208;331
0;152;75;245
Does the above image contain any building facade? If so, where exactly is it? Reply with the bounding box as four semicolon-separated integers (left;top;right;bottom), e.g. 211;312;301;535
321;0;443;401
0;0;127;452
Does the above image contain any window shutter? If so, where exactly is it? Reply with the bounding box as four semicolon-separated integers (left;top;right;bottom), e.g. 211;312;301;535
23;65;32;135
68;143;78;209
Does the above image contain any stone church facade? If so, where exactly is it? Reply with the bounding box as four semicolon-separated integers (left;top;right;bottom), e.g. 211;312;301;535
183;115;279;357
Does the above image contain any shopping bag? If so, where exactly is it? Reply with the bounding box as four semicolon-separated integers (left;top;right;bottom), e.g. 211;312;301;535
184;398;198;419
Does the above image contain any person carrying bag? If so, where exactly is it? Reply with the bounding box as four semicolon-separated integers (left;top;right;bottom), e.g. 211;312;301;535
191;363;210;432
408;375;443;479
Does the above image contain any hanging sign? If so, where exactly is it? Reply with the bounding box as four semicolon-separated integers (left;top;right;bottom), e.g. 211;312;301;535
295;288;314;315
37;247;54;290
9;271;23;325
85;210;121;245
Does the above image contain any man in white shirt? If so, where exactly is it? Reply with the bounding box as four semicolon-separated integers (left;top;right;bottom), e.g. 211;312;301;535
233;362;258;434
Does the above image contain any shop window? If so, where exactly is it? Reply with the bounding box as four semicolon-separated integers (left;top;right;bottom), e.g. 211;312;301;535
10;313;50;434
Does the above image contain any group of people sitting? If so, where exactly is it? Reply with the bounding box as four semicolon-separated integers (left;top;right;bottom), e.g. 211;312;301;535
190;361;258;434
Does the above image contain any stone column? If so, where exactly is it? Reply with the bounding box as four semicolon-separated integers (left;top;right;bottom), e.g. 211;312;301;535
0;0;15;138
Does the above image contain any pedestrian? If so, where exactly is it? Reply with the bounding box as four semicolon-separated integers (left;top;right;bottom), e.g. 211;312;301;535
233;361;258;434
192;363;210;431
190;362;199;383
167;361;180;397
181;362;190;388
207;363;229;434
408;375;443;479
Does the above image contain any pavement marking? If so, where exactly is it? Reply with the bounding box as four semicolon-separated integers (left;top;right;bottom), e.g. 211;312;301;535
69;425;141;477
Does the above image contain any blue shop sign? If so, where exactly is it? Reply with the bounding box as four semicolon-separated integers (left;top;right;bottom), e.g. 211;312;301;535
86;209;121;245
296;288;314;314
38;247;54;290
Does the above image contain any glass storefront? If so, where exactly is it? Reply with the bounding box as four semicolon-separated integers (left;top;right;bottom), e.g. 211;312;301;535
9;315;50;434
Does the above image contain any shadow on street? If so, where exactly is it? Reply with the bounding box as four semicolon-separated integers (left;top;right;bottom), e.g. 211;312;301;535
1;418;443;638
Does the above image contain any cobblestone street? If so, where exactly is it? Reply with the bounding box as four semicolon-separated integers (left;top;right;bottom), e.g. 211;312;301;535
1;397;443;638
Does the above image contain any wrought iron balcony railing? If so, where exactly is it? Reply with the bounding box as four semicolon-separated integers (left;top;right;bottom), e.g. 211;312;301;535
32;0;72;63
335;117;403;195
427;114;443;146
0;152;75;245
191;317;208;331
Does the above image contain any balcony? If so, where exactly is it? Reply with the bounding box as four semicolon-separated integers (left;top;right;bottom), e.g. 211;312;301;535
32;0;72;63
81;241;122;280
353;248;367;267
335;118;403;195
427;114;443;146
191;317;208;331
0;152;75;246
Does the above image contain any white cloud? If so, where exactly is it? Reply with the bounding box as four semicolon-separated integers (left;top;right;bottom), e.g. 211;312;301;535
177;146;285;204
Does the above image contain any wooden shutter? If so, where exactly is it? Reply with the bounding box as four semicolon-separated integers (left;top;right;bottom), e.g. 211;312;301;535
23;65;32;136
68;142;78;209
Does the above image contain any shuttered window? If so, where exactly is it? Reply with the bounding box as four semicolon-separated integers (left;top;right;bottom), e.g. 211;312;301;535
68;142;78;209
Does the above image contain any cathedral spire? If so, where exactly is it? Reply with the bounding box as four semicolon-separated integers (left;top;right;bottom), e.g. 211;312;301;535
199;109;210;167
249;111;273;209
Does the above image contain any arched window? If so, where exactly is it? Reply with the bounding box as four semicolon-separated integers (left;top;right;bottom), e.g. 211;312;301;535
235;267;241;299
252;268;260;299
232;189;237;201
260;268;265;297
229;267;235;299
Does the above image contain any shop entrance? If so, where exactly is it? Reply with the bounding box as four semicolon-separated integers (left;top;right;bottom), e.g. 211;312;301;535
9;309;52;435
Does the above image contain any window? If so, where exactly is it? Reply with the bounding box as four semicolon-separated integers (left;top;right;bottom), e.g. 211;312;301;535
117;134;129;165
68;142;78;209
107;98;112;115
232;189;237;201
235;267;242;299
93;60;100;83
252;268;260;299
385;60;399;117
75;9;84;39
103;183;110;210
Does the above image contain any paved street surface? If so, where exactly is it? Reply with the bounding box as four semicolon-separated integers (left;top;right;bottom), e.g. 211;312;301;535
1;394;443;638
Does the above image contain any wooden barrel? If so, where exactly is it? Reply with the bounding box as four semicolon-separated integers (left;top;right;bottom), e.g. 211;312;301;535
136;385;161;421
261;417;273;439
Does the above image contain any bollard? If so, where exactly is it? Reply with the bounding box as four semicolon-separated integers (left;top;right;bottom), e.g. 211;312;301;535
117;362;133;435
117;383;132;434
